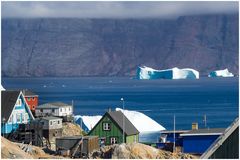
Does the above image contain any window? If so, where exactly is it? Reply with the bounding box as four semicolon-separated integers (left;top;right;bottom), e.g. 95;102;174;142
32;97;35;101
58;120;60;124
40;109;43;112
16;114;21;123
25;113;29;122
50;121;53;126
103;123;111;131
110;137;117;144
32;105;35;110
69;108;71;111
16;99;22;106
52;109;55;112
60;108;62;112
27;97;31;101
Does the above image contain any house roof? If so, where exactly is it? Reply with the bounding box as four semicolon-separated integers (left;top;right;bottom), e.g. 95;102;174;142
180;128;225;136
40;116;62;121
22;89;38;97
107;111;139;135
1;91;21;121
160;130;189;134
36;102;71;109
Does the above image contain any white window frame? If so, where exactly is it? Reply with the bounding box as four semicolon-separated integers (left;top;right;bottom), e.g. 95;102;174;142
110;137;117;144
16;113;21;123
25;113;29;122
103;123;110;131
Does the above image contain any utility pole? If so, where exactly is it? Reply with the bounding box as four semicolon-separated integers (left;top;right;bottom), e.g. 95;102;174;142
203;114;207;128
121;98;125;143
173;114;176;153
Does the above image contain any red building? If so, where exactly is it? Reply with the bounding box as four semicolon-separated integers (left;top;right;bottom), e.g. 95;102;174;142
22;90;38;114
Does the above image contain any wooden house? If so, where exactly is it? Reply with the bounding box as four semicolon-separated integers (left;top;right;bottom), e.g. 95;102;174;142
1;91;34;135
38;116;63;141
35;102;73;121
22;89;38;115
88;111;139;145
201;117;239;159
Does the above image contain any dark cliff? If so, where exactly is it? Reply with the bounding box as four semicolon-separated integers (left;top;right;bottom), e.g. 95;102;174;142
2;14;238;77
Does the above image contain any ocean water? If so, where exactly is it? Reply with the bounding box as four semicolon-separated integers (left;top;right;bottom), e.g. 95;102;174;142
2;77;239;142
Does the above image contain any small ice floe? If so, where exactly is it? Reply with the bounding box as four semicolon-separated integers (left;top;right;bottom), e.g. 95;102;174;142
43;85;47;88
62;84;66;88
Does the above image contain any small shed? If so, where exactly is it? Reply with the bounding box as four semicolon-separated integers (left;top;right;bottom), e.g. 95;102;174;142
56;136;99;158
180;128;225;154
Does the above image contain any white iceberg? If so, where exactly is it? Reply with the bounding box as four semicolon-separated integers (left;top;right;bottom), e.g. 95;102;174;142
75;108;165;133
74;115;102;132
116;108;165;132
208;69;234;77
137;66;199;80
1;85;5;91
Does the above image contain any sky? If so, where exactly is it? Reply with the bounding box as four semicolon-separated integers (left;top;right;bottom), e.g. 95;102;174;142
1;1;239;19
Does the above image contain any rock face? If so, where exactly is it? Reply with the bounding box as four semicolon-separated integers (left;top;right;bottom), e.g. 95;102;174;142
208;68;234;77
137;66;199;79
2;14;238;77
90;143;197;159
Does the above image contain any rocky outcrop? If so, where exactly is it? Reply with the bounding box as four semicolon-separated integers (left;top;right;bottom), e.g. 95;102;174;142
90;143;197;159
2;14;238;77
62;122;83;137
1;136;63;159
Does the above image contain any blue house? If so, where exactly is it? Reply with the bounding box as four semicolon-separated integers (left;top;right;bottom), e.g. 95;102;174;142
1;91;35;135
180;128;225;154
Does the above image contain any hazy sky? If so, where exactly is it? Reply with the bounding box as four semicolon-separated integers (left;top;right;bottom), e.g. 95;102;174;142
2;1;238;19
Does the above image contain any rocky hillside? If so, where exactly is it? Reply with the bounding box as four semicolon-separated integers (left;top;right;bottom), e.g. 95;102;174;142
1;136;62;159
2;14;238;77
90;143;197;159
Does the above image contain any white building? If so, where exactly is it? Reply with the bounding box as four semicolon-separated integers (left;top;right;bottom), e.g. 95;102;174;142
35;102;73;117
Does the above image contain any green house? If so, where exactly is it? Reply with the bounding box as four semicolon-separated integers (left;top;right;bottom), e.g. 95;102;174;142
88;111;139;145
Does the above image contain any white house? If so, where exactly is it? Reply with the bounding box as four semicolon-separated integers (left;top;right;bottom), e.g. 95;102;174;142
35;102;73;117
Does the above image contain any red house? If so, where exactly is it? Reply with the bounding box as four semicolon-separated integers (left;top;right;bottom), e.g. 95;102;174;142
22;90;38;114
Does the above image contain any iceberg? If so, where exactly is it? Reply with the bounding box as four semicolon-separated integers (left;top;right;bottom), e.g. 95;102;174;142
75;108;165;133
1;85;5;91
74;115;102;132
137;66;199;80
208;69;234;78
116;108;165;132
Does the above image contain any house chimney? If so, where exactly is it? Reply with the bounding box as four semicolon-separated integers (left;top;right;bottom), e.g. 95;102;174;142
108;108;111;112
192;122;198;130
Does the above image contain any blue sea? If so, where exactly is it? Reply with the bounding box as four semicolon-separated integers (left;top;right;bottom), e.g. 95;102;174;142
2;77;239;142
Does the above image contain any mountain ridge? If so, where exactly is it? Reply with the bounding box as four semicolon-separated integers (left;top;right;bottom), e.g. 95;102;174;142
2;14;238;77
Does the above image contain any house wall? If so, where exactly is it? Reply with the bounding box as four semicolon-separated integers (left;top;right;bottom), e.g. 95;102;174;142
183;135;220;154
89;115;124;145
24;96;38;112
2;95;33;134
42;119;62;130
35;106;73;117
126;134;139;143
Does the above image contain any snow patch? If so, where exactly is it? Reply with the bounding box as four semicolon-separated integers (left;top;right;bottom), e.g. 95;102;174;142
137;66;199;80
74;115;102;132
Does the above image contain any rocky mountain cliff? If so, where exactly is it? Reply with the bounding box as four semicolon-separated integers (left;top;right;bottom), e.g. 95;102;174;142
2;14;238;77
